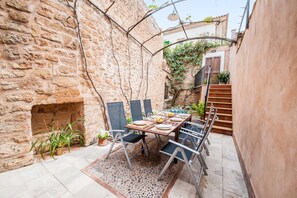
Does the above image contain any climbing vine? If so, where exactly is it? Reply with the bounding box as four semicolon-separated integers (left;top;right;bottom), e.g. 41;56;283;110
164;40;219;106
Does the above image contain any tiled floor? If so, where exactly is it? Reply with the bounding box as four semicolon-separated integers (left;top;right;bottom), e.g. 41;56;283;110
0;133;248;198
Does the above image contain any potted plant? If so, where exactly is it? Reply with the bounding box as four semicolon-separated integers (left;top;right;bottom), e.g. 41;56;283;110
190;101;204;119
31;121;85;159
98;129;109;146
217;71;230;84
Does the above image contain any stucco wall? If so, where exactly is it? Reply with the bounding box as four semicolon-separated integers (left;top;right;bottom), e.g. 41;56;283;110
0;0;164;172
229;0;297;197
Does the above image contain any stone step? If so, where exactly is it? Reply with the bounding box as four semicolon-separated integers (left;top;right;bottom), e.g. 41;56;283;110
207;102;232;108
209;88;232;92
207;106;232;114
213;119;233;128
208;97;232;103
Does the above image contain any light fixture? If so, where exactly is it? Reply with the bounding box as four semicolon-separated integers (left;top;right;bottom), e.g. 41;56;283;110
167;10;179;21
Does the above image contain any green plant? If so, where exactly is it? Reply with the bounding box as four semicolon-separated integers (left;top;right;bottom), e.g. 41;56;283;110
164;41;220;106
98;129;109;140
190;101;205;117
127;116;132;124
217;71;230;84
31;121;85;159
203;16;213;23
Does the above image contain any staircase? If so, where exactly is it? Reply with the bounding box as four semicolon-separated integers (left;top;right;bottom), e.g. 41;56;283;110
206;84;233;135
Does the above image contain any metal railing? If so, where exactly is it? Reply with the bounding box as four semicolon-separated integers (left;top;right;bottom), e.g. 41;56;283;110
194;66;206;87
203;66;212;117
238;0;250;33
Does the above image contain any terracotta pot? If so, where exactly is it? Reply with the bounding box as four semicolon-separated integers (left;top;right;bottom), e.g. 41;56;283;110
55;147;64;156
98;138;108;146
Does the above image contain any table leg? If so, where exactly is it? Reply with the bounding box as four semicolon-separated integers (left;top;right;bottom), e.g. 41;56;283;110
174;129;179;163
142;131;146;154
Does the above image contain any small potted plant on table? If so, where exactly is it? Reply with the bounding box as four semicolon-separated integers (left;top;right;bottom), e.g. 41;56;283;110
98;130;109;146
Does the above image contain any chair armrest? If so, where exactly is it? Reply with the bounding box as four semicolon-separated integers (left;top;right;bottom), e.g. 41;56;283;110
168;139;200;155
109;130;126;133
196;118;206;123
181;127;204;137
179;130;203;140
185;121;204;129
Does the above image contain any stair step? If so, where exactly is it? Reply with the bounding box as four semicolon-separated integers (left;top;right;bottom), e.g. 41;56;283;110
206;112;232;121
210;85;231;89
207;102;232;108
208;97;232;103
207;106;232;114
209;93;232;97
211;125;233;135
214;119;233;128
209;88;232;91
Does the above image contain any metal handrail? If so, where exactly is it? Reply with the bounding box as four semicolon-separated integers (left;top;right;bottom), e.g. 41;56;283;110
203;66;212;117
238;0;250;33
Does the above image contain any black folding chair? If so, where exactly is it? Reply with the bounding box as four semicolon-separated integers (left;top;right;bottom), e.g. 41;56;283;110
158;109;218;198
143;99;153;117
130;100;160;145
106;102;148;169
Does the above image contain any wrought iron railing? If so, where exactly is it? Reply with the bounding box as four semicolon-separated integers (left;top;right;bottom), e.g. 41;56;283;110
194;66;206;87
203;66;212;117
238;0;250;33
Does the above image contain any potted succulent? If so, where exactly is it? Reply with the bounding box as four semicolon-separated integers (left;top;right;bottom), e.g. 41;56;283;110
98;129;109;146
217;71;230;84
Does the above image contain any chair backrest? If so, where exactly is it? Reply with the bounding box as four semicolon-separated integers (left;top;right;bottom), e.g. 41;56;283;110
202;105;214;131
107;102;128;135
130;100;143;121
143;99;153;117
196;109;218;151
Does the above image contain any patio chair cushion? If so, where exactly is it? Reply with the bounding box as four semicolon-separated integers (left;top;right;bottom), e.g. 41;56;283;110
122;133;145;143
160;142;192;162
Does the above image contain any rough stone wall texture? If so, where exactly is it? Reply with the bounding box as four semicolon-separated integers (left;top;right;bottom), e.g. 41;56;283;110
229;0;297;197
0;0;164;172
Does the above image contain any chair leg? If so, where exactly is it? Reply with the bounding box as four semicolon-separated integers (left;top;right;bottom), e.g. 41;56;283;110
203;143;210;156
141;139;148;156
105;133;119;160
196;154;208;175
206;137;210;145
181;149;203;198
119;135;132;170
157;148;180;180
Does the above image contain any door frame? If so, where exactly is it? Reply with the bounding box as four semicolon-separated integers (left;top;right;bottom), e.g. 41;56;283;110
202;51;225;72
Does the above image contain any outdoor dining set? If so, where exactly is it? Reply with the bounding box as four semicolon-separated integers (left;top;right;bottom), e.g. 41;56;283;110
105;99;218;197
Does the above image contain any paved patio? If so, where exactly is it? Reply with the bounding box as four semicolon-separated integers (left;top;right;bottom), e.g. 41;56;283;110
0;133;248;198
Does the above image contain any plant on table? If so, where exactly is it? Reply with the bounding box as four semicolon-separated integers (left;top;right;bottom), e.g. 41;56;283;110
31;121;85;159
98;129;109;146
217;71;230;84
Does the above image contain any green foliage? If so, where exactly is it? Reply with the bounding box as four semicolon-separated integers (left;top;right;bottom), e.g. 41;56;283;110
98;130;109;140
190;101;205;117
185;14;192;22
126;116;132;124
203;16;213;23
217;71;230;84
31;121;85;159
148;4;158;10
164;41;219;105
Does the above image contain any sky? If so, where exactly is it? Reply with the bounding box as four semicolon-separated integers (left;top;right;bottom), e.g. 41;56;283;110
144;0;256;38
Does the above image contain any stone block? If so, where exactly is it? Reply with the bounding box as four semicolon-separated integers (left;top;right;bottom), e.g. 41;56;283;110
5;113;31;122
37;6;53;19
44;54;58;62
0;105;9;116
3;47;20;60
6;92;34;103
32;69;51;80
6;0;31;13
10;105;31;113
12;61;33;70
41;32;61;43
0;152;33;172
0;70;25;79
8;9;29;23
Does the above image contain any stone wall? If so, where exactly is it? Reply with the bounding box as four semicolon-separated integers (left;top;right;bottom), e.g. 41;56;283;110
0;0;165;172
229;0;297;197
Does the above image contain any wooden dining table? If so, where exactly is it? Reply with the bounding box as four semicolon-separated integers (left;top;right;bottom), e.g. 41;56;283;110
125;113;192;143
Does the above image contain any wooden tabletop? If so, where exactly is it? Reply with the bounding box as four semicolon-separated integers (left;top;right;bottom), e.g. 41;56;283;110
125;114;192;136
